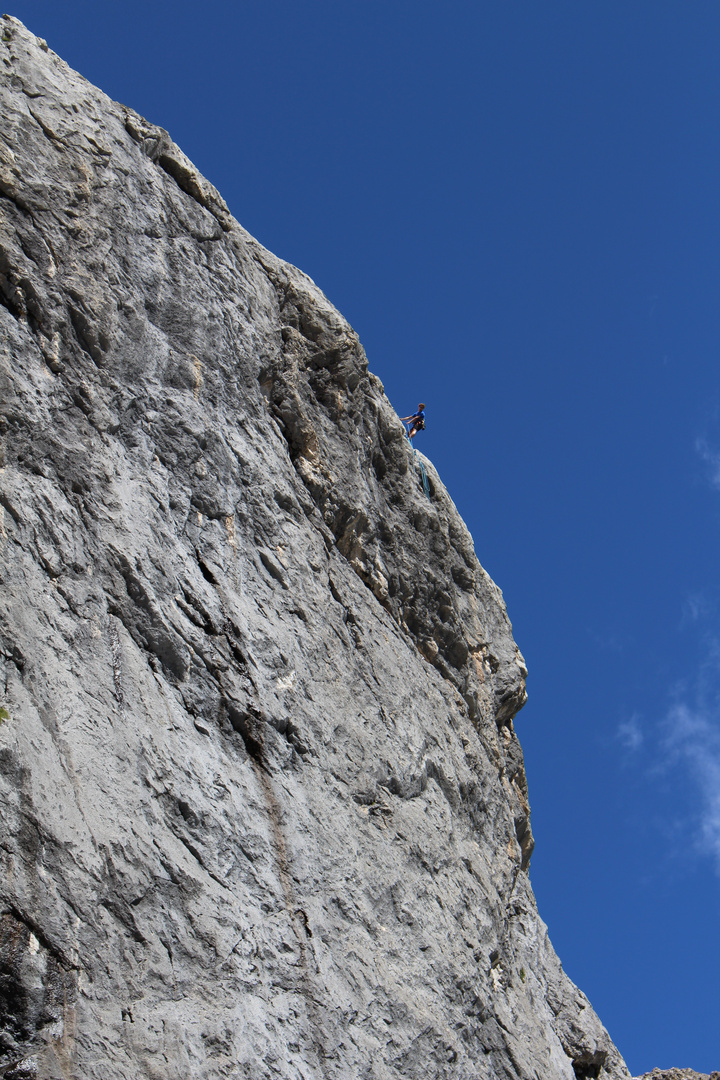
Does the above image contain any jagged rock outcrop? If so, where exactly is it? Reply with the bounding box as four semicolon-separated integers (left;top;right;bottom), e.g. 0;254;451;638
635;1071;720;1080
0;16;631;1079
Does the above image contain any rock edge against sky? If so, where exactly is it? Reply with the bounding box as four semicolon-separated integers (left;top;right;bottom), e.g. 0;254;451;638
0;15;639;1079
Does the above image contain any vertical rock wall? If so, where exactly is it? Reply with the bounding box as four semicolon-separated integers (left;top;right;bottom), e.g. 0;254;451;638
0;17;630;1080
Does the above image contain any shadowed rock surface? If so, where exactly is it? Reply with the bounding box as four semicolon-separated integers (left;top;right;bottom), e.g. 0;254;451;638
0;16;633;1079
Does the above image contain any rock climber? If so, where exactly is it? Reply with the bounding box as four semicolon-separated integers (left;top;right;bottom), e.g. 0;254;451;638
401;403;426;440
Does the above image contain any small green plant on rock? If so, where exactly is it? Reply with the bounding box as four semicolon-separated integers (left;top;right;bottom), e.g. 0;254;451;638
0;706;10;723
519;967;526;983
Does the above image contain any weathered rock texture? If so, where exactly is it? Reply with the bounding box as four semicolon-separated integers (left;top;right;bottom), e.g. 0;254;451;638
0;16;631;1080
634;1071;720;1080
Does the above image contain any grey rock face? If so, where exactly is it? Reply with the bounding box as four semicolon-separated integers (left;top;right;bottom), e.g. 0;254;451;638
0;16;630;1079
634;1071;720;1080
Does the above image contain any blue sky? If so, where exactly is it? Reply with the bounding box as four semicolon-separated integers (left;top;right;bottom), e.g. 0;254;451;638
9;1;720;1072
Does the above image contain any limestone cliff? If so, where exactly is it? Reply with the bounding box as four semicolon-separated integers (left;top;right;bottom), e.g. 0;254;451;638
0;16;631;1080
635;1072;720;1080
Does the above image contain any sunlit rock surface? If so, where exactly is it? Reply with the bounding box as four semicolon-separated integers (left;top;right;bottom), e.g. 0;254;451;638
634;1071;720;1080
1;16;632;1079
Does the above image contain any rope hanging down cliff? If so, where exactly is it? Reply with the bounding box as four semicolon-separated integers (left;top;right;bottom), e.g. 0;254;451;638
417;453;431;498
401;404;431;498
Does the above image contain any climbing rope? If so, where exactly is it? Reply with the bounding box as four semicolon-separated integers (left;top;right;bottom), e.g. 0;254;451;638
404;426;431;499
418;455;431;499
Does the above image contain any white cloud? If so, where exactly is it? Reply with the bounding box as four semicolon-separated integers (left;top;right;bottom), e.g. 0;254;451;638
621;436;720;870
662;698;720;869
680;592;712;628
695;437;720;491
621;626;720;872
617;713;643;751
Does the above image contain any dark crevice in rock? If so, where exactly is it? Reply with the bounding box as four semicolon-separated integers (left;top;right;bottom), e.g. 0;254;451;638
514;810;535;871
0;187;36;218
157;153;228;235
257;548;288;588
195;550;218;585
176;586;218;637
106;594;188;682
0;495;22;528
572;1049;609;1079
0;909;78;1071
27;107;65;146
0;262;43;339
226;702;266;767
67;302;104;366
98;897;146;946
0;288;21;325
3;907;78;973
